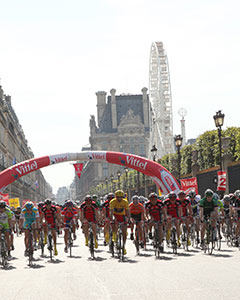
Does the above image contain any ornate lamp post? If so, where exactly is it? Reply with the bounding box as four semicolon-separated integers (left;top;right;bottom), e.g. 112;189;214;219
117;170;121;189
151;145;158;162
174;134;183;180
110;174;114;192
125;168;129;198
105;178;109;194
213;110;225;171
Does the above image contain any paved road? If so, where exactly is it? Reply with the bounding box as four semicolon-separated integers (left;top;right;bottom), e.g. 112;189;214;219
1;230;240;300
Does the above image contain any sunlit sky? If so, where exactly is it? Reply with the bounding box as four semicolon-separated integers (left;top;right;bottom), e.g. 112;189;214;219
0;0;239;194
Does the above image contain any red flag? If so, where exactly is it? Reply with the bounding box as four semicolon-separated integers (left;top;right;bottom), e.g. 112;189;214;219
0;193;9;205
217;171;226;191
73;163;84;179
180;177;198;194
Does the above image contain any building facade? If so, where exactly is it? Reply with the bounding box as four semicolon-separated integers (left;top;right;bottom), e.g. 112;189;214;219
76;88;151;200
0;84;52;203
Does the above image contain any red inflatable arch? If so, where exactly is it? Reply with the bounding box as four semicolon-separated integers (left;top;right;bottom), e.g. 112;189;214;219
0;151;180;195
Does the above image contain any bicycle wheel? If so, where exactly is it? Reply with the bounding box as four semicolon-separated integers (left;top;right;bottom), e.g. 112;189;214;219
217;224;221;250
154;226;160;258
171;228;177;254
48;234;53;260
135;228;140;255
209;227;214;255
109;231;114;257
40;232;44;256
89;230;94;259
68;232;73;257
28;231;34;267
1;239;7;268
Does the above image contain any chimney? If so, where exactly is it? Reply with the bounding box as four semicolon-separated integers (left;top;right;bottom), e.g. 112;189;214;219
96;91;107;127
110;89;117;129
142;87;149;127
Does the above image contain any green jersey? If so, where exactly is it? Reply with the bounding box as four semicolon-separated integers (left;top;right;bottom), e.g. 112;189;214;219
199;197;218;217
0;207;13;229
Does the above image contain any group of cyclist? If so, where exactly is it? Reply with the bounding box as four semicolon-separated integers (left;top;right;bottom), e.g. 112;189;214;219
1;187;240;260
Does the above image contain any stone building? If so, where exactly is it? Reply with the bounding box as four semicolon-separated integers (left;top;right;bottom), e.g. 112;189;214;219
76;88;151;200
0;84;52;202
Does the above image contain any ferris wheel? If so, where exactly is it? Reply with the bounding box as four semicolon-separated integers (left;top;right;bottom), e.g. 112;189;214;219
149;42;174;158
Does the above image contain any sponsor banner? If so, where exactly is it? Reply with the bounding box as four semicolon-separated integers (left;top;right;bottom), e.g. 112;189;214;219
73;163;84;179
87;151;106;161
217;171;227;191
0;193;9;201
180;177;198;194
106;151;180;194
9;198;20;208
49;154;69;165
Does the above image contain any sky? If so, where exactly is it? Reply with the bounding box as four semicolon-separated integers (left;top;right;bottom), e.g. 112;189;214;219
0;0;240;194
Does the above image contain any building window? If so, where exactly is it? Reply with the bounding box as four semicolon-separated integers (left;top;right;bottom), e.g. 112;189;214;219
139;144;146;156
102;163;108;178
129;145;135;154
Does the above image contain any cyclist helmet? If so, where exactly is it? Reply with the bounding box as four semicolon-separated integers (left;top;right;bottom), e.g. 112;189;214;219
223;195;230;202
37;202;44;208
149;192;158;199
178;190;186;196
115;190;124;197
188;190;196;198
17;206;21;210
107;192;114;200
131;195;139;202
234;190;240;198
205;189;214;197
44;198;52;205
92;194;97;200
0;201;6;208
85;195;92;201
25;201;34;209
66;200;74;207
168;191;177;199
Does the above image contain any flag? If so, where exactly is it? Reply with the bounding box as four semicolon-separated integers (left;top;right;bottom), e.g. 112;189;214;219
34;180;39;188
73;163;84;179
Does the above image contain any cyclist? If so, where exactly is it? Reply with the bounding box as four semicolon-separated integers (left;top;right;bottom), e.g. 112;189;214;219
80;195;99;248
14;206;22;232
199;189;218;248
102;192;114;245
129;195;145;247
19;201;40;256
232;190;240;246
41;198;62;256
222;195;233;234
178;190;193;246
0;200;13;259
145;192;166;250
62;200;78;253
110;190;130;255
188;190;200;244
165;192;182;247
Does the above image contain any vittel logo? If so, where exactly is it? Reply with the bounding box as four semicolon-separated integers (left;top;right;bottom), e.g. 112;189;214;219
126;156;147;170
92;153;105;160
15;161;38;176
181;179;197;187
54;156;67;163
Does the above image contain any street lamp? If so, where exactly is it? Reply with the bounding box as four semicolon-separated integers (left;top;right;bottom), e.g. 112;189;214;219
213;110;225;171
117;170;121;189
125;168;129;197
151;145;158;161
105;178;109;193
174;134;183;180
110;174;114;192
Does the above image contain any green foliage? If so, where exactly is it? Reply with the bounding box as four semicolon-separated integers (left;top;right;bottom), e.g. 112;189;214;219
157;126;240;175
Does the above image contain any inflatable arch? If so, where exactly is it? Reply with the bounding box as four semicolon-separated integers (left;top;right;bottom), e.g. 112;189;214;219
0;151;180;195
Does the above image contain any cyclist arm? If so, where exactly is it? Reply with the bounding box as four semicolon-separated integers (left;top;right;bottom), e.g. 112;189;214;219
126;208;130;222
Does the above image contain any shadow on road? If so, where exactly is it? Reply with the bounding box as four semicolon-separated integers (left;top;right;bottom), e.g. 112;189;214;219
1;265;16;271
123;258;138;263
157;255;176;261
176;252;194;257
187;249;201;253
47;258;65;264
211;253;233;258
68;255;82;259
138;253;152;257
